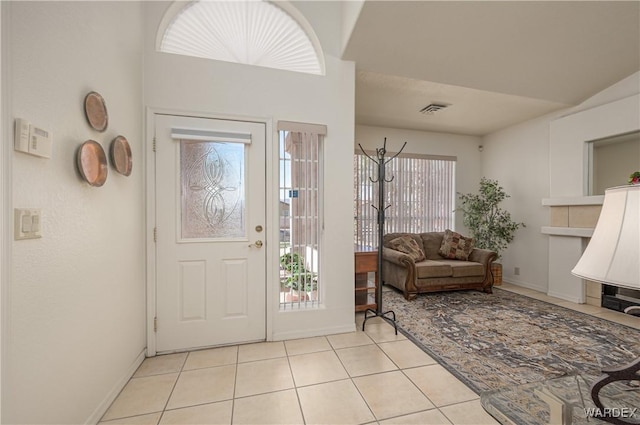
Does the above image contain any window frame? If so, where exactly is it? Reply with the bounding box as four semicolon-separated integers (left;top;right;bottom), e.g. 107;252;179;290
277;126;325;310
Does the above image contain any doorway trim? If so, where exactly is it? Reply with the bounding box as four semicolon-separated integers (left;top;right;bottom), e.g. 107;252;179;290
145;107;274;356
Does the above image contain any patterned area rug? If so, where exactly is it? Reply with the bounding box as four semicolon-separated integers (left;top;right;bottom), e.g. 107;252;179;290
383;287;640;394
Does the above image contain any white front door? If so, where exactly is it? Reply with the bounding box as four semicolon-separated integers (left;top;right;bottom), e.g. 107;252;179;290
154;114;266;352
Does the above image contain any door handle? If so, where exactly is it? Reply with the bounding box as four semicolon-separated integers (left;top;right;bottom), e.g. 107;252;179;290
249;240;263;248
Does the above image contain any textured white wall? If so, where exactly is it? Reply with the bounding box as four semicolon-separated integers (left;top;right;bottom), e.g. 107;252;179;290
5;2;145;423
481;112;558;292
546;93;640;301
550;94;640;198
144;1;356;341
482;72;640;295
355;125;482;233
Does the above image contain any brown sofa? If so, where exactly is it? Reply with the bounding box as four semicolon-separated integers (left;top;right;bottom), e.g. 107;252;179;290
382;232;497;300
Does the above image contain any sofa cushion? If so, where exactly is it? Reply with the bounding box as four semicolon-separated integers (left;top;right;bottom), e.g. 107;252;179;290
420;232;445;260
438;229;475;261
437;260;485;277
416;260;452;278
388;235;426;262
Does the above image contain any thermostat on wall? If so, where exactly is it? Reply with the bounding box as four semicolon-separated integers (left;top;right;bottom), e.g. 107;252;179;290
14;118;53;158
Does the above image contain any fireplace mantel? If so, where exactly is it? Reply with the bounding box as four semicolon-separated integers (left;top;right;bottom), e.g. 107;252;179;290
541;196;603;234
541;196;604;206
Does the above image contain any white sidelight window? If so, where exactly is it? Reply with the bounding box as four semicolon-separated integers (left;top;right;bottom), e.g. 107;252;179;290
354;152;456;248
278;122;326;309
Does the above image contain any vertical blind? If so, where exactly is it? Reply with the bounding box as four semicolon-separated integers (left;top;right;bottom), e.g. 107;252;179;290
354;152;456;248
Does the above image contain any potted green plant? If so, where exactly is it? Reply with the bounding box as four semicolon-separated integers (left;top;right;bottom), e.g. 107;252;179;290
280;252;317;301
456;177;525;284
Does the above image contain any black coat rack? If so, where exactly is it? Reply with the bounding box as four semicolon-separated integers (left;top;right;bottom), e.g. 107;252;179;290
358;138;406;334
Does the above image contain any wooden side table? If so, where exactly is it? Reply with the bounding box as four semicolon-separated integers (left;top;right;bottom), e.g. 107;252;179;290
355;247;378;312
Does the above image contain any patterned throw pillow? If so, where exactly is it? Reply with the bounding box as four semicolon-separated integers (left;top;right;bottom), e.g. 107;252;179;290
388;236;426;262
438;229;475;260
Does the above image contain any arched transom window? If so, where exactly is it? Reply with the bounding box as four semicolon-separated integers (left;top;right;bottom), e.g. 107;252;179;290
159;0;325;75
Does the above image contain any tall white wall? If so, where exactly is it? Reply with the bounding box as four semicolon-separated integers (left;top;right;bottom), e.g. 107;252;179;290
355;125;482;233
482;71;640;294
481;113;560;292
3;2;145;423
340;0;366;55
144;2;356;341
546;91;639;302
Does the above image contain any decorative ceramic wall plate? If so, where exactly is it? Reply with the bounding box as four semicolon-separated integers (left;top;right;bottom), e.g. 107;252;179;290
77;140;108;187
110;135;132;176
84;91;108;132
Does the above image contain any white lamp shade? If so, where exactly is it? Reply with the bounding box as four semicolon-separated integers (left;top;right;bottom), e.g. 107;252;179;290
572;185;640;290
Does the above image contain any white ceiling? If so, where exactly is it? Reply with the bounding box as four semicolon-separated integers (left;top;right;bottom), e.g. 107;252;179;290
343;1;640;137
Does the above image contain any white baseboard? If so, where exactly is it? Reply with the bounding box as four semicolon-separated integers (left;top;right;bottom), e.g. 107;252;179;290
85;348;146;425
503;278;584;304
501;278;547;293
546;290;583;304
272;323;356;341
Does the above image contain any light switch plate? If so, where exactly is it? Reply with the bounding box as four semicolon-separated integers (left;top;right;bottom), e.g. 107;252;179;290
14;208;42;240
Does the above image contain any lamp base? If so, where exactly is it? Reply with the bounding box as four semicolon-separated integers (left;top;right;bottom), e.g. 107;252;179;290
590;357;640;425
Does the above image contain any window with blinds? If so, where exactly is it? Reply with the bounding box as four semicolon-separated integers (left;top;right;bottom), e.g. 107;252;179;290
278;122;326;309
354;152;456;248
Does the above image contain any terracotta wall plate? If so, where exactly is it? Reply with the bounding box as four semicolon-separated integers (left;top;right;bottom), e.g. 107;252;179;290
77;140;108;187
84;91;108;132
110;136;132;176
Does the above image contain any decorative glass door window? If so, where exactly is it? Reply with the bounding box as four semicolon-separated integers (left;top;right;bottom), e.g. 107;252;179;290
180;140;245;239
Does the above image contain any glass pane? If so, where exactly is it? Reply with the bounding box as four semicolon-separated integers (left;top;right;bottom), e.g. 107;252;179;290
279;131;321;309
181;140;245;239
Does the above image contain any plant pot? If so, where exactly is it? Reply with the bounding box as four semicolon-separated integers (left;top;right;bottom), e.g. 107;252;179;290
491;263;503;286
284;289;308;302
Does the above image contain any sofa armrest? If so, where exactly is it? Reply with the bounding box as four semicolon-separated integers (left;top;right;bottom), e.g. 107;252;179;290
382;246;415;266
382;247;418;300
468;248;498;293
468;248;497;266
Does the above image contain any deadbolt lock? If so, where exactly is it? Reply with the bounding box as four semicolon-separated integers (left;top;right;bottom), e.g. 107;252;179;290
255;225;263;232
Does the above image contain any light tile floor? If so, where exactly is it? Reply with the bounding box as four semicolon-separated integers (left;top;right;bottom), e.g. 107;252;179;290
99;283;639;425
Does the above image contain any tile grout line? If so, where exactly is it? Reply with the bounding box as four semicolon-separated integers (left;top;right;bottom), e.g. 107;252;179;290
369;321;453;424
365;316;485;424
227;345;240;425
110;301;590;424
284;338;309;425
336;343;379;424
156;352;188;424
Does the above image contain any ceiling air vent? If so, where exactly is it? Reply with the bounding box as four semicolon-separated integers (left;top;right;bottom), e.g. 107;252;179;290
419;103;449;115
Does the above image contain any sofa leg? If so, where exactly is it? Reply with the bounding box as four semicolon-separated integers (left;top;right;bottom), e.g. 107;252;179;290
404;291;417;301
